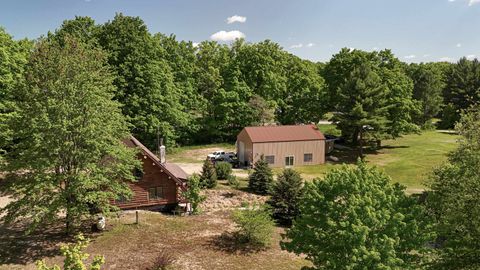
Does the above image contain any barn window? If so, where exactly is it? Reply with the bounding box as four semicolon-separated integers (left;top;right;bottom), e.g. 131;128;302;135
148;187;164;200
304;153;313;162
285;156;294;166
265;155;275;164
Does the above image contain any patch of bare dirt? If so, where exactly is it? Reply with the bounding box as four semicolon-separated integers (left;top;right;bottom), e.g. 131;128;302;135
200;189;268;213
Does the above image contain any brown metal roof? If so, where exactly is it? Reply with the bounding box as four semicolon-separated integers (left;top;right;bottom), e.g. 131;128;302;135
241;125;325;143
126;136;189;182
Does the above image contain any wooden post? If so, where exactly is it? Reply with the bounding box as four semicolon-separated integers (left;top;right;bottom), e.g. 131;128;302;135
135;210;139;224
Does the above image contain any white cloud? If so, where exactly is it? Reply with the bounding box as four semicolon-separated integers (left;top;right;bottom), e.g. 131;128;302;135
469;0;480;5
456;43;462;47
466;54;476;60
210;30;245;41
290;43;303;48
439;57;454;62
404;55;416;59
306;43;315;48
227;15;246;24
192;42;199;48
423;54;431;57
372;47;379;51
448;0;456;2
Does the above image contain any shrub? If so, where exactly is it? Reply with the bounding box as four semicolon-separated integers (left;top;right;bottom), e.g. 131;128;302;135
200;158;217;188
36;234;104;270
215;161;232;180
248;155;273;195
267;168;304;225
232;205;275;248
227;174;240;189
148;250;175;270
182;174;206;214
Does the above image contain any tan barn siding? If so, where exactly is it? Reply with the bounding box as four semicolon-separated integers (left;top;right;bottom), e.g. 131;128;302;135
237;129;254;165
112;154;179;209
252;140;325;167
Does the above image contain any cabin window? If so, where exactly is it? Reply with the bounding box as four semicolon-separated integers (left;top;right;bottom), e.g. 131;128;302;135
134;168;144;181
304;153;313;162
265;155;275;164
148;186;164;200
285;156;294;166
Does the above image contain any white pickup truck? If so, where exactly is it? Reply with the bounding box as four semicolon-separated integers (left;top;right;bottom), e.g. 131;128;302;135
207;150;226;160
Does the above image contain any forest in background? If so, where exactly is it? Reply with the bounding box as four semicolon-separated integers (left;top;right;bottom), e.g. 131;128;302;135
1;13;480;151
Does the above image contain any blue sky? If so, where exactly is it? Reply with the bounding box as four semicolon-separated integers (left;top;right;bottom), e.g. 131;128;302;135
0;0;479;63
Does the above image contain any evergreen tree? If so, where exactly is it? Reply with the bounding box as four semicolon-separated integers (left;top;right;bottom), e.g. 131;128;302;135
0;36;139;234
282;161;432;269
442;57;480;127
248;155;274;195
267;168;304;225
200;158;217;189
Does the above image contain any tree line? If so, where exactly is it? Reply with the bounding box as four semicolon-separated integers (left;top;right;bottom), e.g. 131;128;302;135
2;14;479;153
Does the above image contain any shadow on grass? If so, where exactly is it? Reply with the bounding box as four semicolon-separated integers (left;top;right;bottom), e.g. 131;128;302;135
0;221;66;265
206;231;266;255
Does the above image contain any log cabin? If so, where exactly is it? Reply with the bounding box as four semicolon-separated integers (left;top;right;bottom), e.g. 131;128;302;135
112;136;189;211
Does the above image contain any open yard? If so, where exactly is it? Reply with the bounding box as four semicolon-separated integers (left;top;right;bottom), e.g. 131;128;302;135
171;130;459;192
0;190;309;270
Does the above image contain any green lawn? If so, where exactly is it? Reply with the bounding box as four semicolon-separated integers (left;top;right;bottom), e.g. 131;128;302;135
168;142;235;163
285;131;459;192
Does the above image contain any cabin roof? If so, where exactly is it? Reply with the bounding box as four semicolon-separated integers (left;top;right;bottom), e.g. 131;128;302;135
125;136;188;184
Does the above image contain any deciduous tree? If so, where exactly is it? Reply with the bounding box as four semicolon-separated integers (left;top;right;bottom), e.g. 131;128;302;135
282;162;432;269
1;36;139;233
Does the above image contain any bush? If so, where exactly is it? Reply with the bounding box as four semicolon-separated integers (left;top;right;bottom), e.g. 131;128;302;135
232;205;275;248
248;155;273;195
215;161;232;180
200;158;217;188
36;234;104;270
227;174;240;189
182;174;206;214
148;250;175;270
267;168;304;225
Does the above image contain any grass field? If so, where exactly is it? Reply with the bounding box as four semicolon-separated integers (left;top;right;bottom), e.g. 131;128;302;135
167;130;458;191
286;130;459;192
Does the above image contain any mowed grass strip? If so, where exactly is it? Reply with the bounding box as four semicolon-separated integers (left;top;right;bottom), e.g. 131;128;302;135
287;131;459;191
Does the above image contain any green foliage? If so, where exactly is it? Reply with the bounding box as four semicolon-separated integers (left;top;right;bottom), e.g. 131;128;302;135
427;108;480;269
0;36;140;233
232;205;275;248
267;168;304;225
282;161;432;270
227;174;240;189
200;158;217;188
0;28;30;164
323;48;418;146
442;57;480;128
215;161;232;180
182;174;206;215
36;234;105;270
248;155;274;195
98;13;190;148
407;63;444;127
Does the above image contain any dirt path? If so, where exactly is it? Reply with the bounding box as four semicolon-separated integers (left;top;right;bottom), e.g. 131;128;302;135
177;163;249;179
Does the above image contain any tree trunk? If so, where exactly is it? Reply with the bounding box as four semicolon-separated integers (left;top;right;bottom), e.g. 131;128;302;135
352;127;360;145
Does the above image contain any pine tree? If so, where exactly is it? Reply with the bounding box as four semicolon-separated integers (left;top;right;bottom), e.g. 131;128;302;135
1;36;139;234
200;158;217;188
267;168;304;225
248;155;274;195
